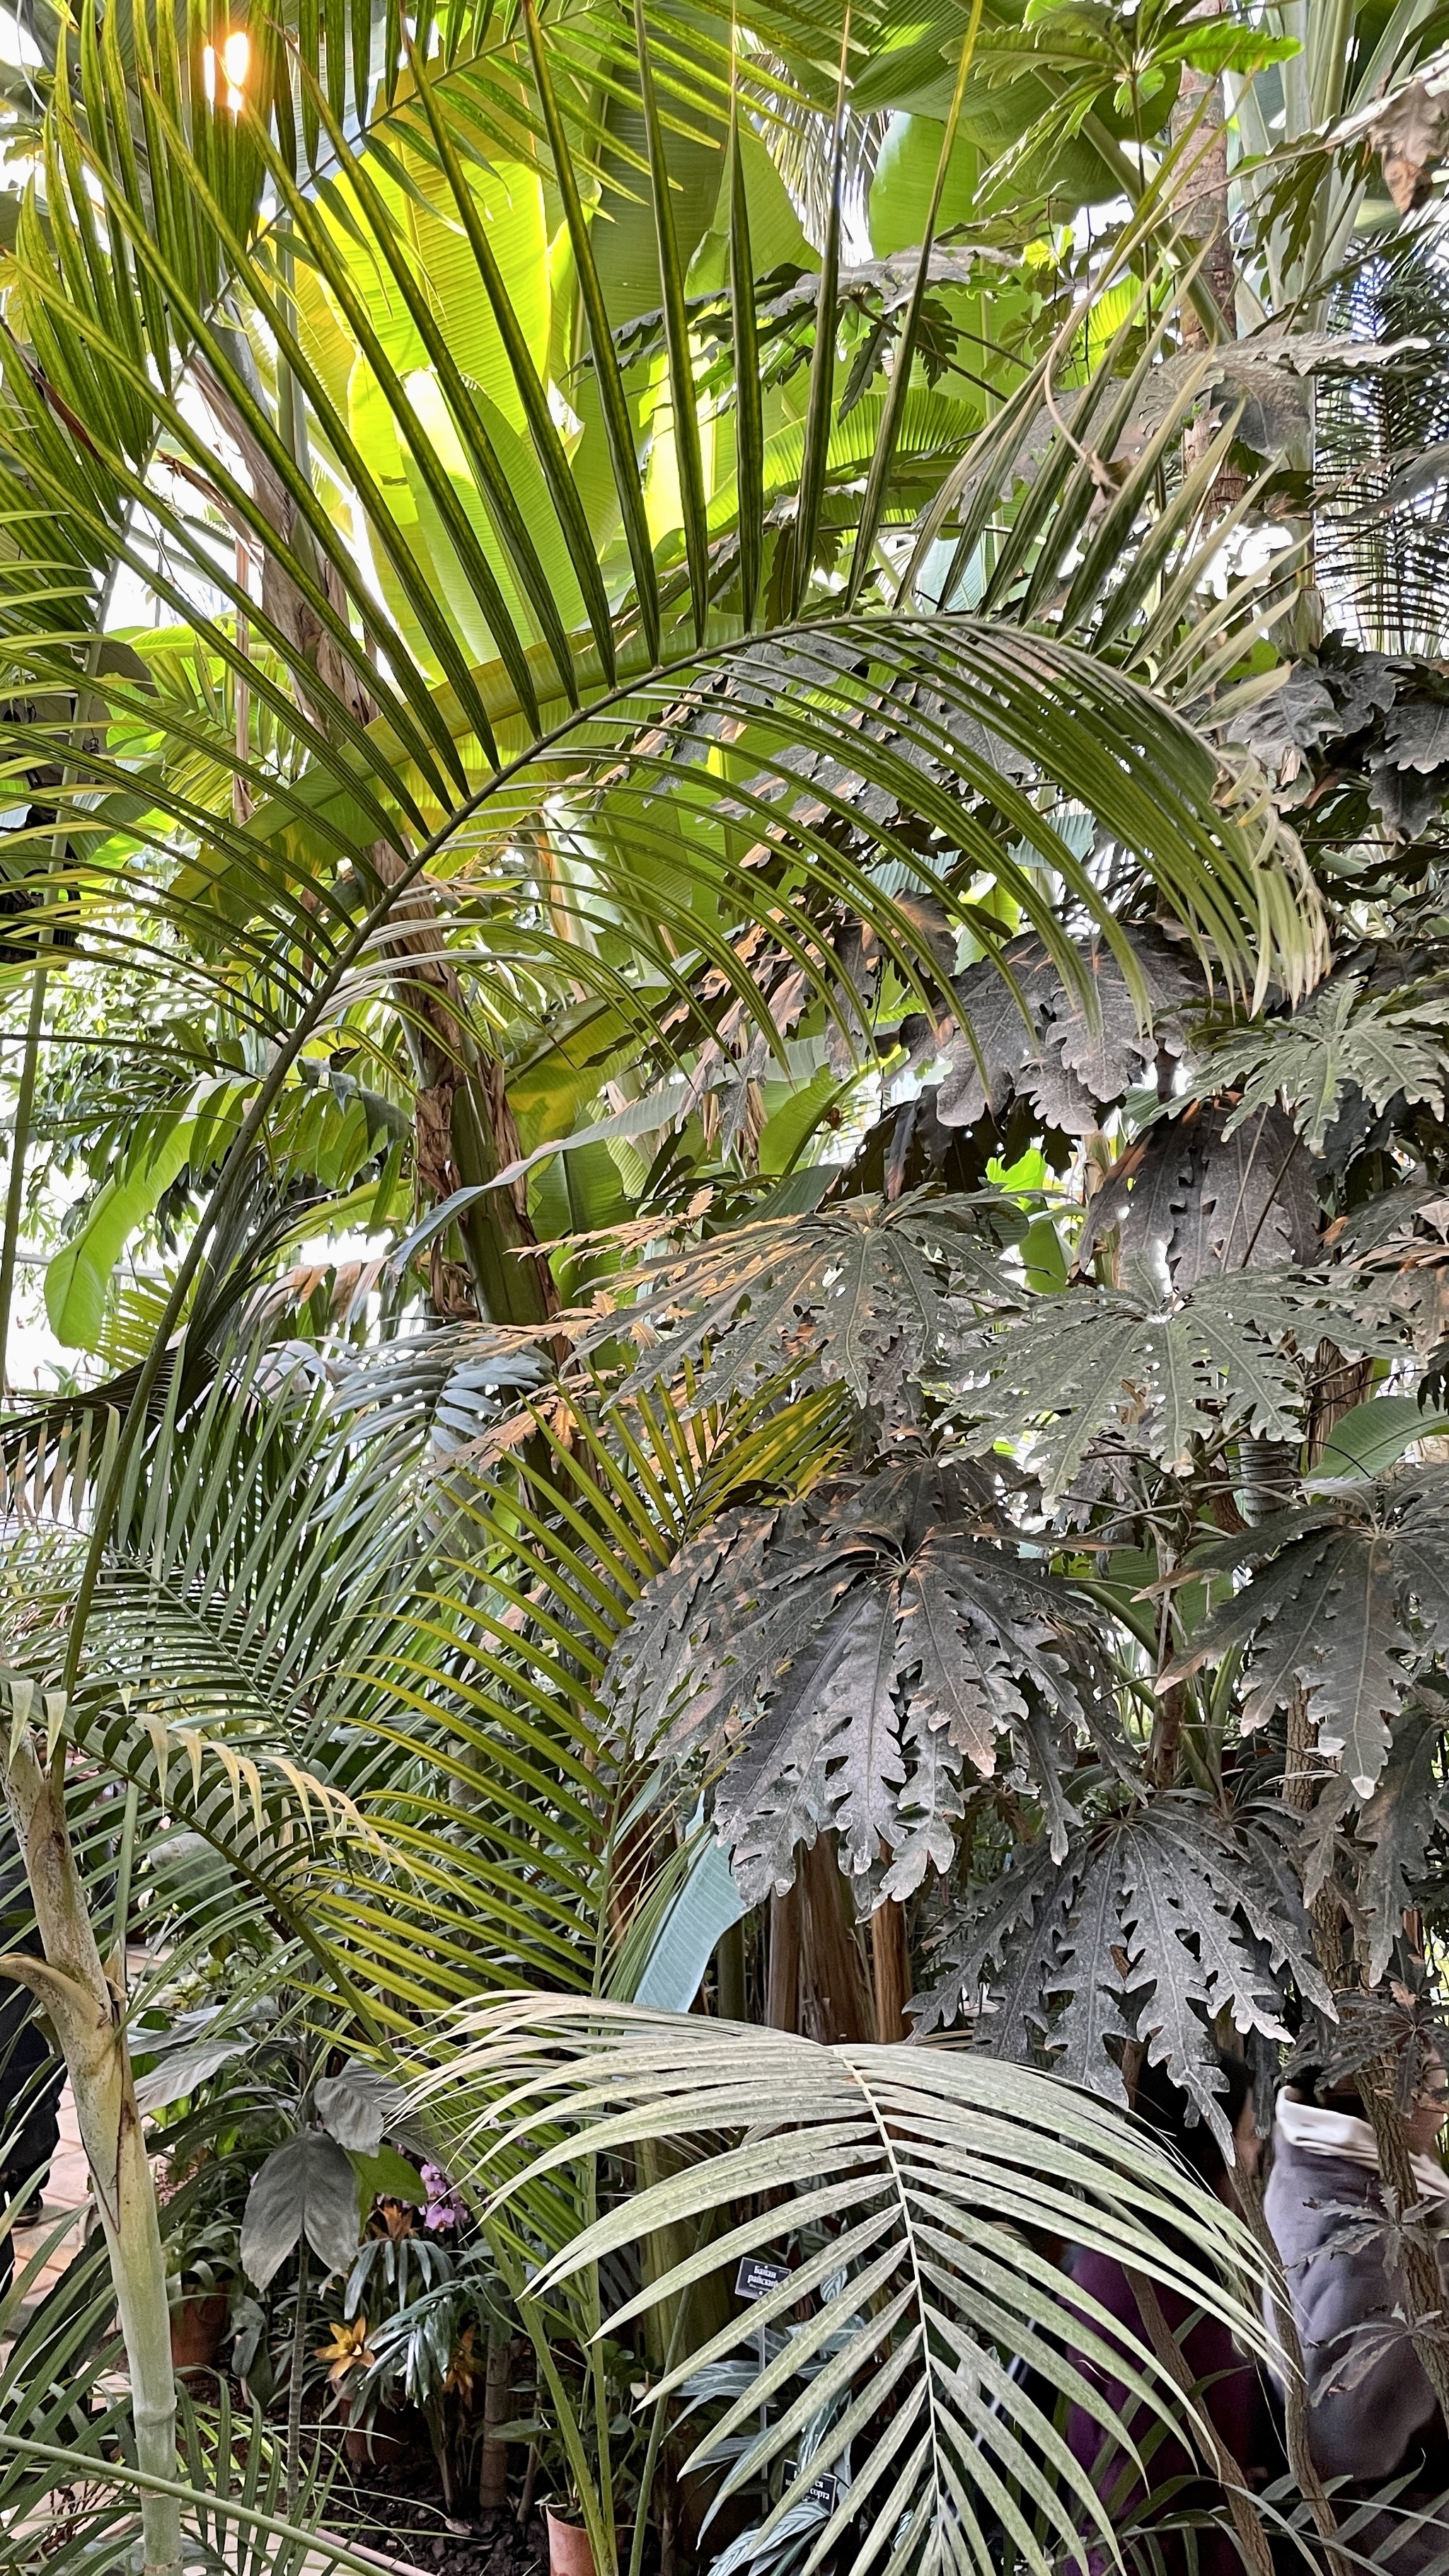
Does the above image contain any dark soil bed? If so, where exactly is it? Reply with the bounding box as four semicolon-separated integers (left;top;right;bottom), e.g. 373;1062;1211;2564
326;2461;546;2576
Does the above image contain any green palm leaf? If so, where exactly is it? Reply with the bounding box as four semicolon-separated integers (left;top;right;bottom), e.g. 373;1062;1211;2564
422;1995;1274;2576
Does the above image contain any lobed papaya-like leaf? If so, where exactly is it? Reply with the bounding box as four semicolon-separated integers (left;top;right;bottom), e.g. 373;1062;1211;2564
1179;1467;1449;1796
950;1266;1397;1502
935;926;1192;1137
1204;974;1448;1155
584;1189;1022;1415
916;1800;1328;2148
1078;1101;1321;1293
604;1456;1117;1901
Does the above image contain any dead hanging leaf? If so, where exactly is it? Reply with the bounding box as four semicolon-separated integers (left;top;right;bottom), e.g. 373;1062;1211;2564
1332;45;1449;212
1370;67;1449;210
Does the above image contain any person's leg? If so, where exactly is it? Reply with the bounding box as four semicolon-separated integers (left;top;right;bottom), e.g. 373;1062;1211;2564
0;2018;62;2212
7;2067;62;2216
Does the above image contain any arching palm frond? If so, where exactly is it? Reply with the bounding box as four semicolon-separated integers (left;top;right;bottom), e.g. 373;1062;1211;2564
420;1994;1274;2576
0;9;1322;1009
3;1321;843;2032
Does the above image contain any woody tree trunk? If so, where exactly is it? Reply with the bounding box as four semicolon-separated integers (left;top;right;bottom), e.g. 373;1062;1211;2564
0;1734;181;2576
766;1836;875;2043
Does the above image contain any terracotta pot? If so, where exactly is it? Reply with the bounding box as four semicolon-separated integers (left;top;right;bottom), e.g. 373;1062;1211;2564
343;2398;411;2468
544;2511;600;2576
169;2292;229;2374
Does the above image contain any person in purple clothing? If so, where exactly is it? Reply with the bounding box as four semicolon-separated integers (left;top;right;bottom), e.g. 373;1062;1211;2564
1065;2054;1275;2576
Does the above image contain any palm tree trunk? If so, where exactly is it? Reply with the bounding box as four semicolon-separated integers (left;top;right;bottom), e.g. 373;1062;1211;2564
766;1883;800;2031
767;1842;875;2041
190;359;555;1332
0;1734;180;2576
797;1836;874;2045
369;841;557;1327
870;1898;911;2043
1169;11;1237;347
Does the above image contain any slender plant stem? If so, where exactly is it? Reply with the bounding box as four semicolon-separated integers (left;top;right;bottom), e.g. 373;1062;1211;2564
628;2282;691;2576
0;963;46;1396
1124;2268;1274;2576
287;2236;310;2519
1235;2166;1349;2576
0;1736;181;2575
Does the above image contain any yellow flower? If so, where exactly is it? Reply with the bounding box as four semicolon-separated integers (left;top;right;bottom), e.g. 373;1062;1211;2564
443;2322;484;2403
316;2315;376;2389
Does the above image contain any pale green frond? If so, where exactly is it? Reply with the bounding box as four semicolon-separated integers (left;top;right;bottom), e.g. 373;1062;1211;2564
420;1997;1273;2576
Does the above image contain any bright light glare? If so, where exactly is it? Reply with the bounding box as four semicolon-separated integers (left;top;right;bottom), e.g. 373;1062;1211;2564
203;28;250;112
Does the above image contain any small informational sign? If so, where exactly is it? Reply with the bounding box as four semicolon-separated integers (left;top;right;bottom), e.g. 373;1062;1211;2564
785;2466;841;2510
734;2255;792;2302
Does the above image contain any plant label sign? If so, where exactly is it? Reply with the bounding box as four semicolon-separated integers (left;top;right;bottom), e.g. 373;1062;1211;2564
735;2256;791;2302
785;2466;841;2510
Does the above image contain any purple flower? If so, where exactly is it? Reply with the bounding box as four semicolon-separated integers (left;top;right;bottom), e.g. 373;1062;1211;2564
421;2159;466;2234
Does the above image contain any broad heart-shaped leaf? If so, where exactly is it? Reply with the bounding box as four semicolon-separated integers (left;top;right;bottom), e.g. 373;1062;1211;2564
935;926;1192;1136
240;2131;362;2287
315;2060;408;2154
589;1191;1023;1417
604;1460;1116;1902
951;1266;1397;1504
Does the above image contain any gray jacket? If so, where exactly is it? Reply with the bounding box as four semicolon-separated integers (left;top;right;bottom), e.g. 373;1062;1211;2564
1264;2121;1448;2483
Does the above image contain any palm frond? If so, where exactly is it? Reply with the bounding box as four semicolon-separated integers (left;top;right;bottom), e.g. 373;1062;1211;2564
421;1995;1274;2576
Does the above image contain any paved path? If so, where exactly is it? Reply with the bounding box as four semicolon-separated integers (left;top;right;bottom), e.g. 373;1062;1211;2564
8;2081;88;2313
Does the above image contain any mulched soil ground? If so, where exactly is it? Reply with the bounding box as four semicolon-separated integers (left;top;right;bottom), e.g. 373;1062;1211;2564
328;2458;546;2576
